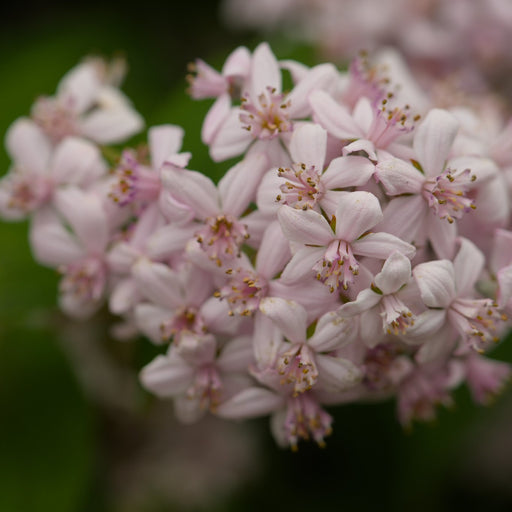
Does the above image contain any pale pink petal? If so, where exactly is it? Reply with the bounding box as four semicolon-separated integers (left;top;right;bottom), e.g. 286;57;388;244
201;94;231;145
133;259;182;309
322;155;375;189
427;213;457;260
401;309;447;343
161;168;219;219
5;118;52;174
216;387;284;419
277;205;333;245
413;260;456;308
259;297;307;344
256;221;292;279
134;303;172;344
316;355;362;392
139;354;194;397
352;97;374;133
375;157;424;195
158;192;195;225
222;46;251;76
337;288;381;317
50;137;106;186
289;123;326;170
57;61;100;113
334;191;382;241
217;335;253;373
342;138;377;161
146;223;196;260
79;103;144;144
219;152;268;217
453;237;485;296
109;278;140;315
308;311;357;351
250;42;281;100
279;247;325;283
415;326;456;364
201;297;238;335
377;195;426;243
310;90;361;139
209;108;252;162
253;311;284;368
472;175;510;228
359;308;386;347
353;232;416;260
107;242;139;274
29;208;84;266
413;109;459;177
54;188;108;254
374;251;412;294
492;229;512;273
286;63;337;118
256;171;282;215
129;203;165;250
149;124;184;169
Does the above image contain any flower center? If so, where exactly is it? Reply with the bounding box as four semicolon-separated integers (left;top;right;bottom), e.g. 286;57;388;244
276;163;323;210
3;170;53;214
239;86;292;140
109;150;160;207
313;240;359;292
380;294;414;335
187;364;223;412
449;298;507;353
31;96;78;143
160;307;206;342
216;268;267;316
423;168;476;223
196;214;249;267
59;258;106;302
277;344;318;396
284;393;333;450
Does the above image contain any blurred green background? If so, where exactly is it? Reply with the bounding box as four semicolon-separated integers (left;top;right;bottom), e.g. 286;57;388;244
1;2;512;511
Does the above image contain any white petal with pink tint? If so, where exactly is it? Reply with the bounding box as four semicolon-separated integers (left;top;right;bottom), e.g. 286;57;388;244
289;123;326;170
259;297;307;344
413;260;456;308
6;118;52;174
50;137;106;186
54;187;108;254
334;191;382;241
413;109;459;178
149;124;184;169
277;206;333;245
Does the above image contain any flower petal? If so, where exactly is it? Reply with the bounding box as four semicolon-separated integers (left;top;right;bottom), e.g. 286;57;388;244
259;297;307;344
413;109;459;177
334;191;382;241
413;260;456;308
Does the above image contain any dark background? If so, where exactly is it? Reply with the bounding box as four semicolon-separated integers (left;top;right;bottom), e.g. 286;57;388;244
1;2;512;511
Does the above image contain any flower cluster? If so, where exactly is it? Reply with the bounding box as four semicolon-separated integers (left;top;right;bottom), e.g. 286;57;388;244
2;44;511;450
221;0;512;97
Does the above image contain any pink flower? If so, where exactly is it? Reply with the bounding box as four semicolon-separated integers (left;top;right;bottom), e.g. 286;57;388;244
29;57;144;145
29;187;111;318
338;251;419;347
278;191;415;291
376;109;498;258
0;119;106;219
207;43;337;161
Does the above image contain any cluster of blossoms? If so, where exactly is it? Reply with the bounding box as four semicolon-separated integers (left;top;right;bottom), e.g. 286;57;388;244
2;43;512;450
221;0;512;97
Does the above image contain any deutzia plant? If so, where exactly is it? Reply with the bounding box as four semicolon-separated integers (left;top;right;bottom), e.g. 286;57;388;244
2;44;511;450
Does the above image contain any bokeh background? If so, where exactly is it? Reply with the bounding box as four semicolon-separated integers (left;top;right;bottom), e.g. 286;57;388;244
1;1;512;511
